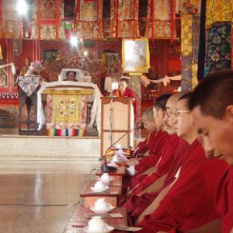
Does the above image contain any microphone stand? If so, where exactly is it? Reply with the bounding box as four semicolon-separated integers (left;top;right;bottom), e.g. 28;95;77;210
101;126;140;172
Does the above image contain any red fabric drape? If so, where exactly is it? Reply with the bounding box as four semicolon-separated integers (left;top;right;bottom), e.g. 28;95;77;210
151;0;154;40
116;0;118;38
171;0;174;42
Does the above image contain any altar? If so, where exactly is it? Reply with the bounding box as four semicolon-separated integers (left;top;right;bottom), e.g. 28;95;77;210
37;79;102;137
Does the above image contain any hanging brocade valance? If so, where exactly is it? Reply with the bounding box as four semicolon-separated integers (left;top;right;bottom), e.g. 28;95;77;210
31;0;65;40
206;0;232;29
145;0;176;40
74;0;103;40
0;0;23;39
109;0;139;39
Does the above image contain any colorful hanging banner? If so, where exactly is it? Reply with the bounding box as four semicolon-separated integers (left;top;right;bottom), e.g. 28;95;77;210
181;14;200;91
204;22;231;76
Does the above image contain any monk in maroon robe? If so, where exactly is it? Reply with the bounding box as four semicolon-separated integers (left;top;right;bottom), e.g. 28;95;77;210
112;77;137;118
126;94;172;189
126;94;173;193
190;70;233;233
123;93;190;214
136;92;230;232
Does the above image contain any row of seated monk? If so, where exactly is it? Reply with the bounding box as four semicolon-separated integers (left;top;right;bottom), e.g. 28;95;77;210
117;69;233;233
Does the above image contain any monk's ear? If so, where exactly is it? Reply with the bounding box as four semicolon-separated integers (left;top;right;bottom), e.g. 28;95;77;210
225;105;233;122
158;109;164;118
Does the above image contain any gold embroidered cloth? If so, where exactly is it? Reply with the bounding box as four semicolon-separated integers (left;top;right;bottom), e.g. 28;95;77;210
46;94;87;130
181;14;193;57
206;0;232;28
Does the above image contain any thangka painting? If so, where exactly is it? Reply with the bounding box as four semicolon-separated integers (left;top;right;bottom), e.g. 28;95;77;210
106;52;118;74
109;0;139;38
75;0;103;40
122;39;150;73
31;0;65;40
145;0;176;39
0;0;22;39
64;0;75;18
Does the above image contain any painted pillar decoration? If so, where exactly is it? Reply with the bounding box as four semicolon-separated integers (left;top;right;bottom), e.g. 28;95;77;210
31;0;65;40
145;0;176;40
179;0;200;90
181;15;199;91
0;0;23;39
204;0;232;76
75;0;103;40
110;0;139;38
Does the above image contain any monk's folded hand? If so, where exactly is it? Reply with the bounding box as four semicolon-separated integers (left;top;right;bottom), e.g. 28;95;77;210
135;214;144;224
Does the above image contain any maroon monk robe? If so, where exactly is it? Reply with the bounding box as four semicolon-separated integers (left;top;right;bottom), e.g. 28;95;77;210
215;168;233;233
128;139;190;220
132;132;160;158
134;131;170;173
122;132;160;193
136;141;230;233
123;138;189;216
128;135;180;197
128;131;170;190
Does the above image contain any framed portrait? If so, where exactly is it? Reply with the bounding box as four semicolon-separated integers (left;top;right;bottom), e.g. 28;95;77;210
58;68;92;83
122;39;150;73
59;69;80;81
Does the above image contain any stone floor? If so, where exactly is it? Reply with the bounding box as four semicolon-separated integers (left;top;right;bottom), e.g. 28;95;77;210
0;160;99;233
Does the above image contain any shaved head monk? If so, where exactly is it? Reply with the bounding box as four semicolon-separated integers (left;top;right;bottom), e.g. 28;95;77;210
190;70;233;233
136;93;230;233
126;94;177;190
128;94;172;174
132;107;158;159
126;94;172;186
122;93;188;212
126;92;190;222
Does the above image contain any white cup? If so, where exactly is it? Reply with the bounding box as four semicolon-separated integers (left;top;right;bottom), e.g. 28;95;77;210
116;144;122;149
101;173;111;183
112;155;119;162
94;198;108;211
94;181;105;191
88;216;105;233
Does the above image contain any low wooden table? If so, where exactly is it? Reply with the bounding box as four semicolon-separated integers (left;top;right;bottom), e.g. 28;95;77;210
96;167;126;182
64;207;127;233
80;180;122;208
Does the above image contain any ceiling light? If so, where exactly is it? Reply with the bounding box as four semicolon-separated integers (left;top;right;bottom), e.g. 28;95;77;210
17;0;28;15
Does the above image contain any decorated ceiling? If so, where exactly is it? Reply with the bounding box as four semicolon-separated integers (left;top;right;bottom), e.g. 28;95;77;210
0;0;200;40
